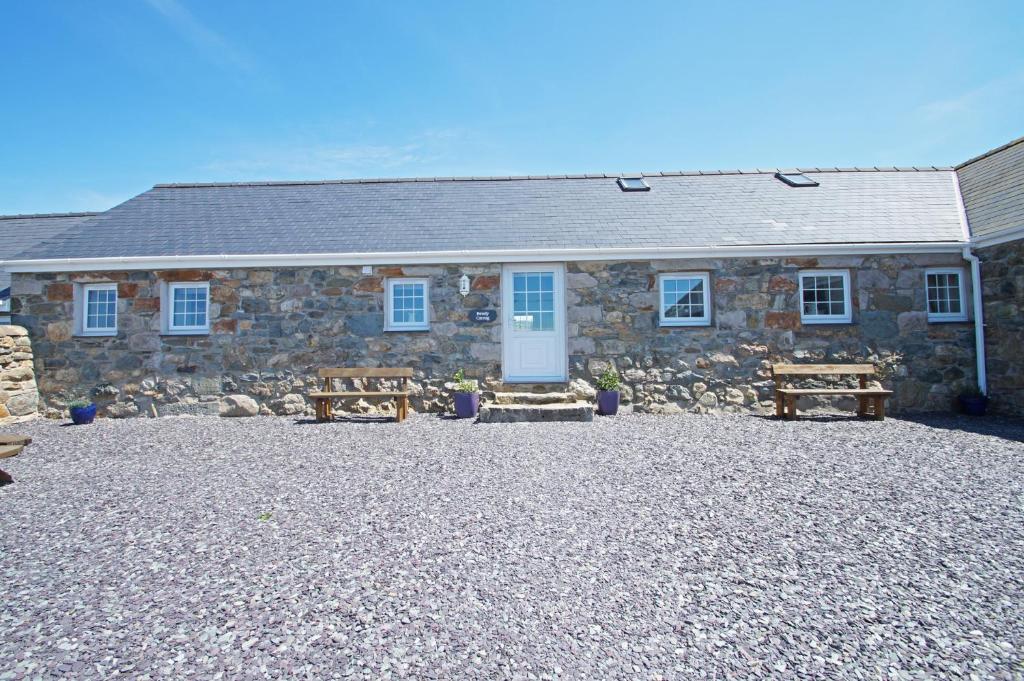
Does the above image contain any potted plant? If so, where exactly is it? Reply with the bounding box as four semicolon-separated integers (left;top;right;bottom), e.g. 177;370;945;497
68;398;97;425
958;386;988;416
452;369;480;419
596;367;621;416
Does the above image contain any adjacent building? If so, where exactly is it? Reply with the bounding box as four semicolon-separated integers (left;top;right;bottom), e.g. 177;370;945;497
956;136;1024;416
0;212;98;323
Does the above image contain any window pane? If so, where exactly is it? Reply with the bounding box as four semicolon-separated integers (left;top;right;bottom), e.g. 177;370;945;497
801;273;847;319
85;288;116;330
662;277;707;320
926;272;963;318
171;286;208;328
390;280;427;326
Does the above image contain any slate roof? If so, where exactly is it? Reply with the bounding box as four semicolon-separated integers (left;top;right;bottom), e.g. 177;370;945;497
956;136;1024;240
7;169;965;263
0;212;99;291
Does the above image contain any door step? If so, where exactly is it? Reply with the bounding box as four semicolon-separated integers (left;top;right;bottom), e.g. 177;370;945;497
478;402;594;423
489;383;569;394
489;392;576;405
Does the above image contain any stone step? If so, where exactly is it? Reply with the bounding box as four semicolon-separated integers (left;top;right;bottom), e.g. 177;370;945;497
489;383;569;394
489;392;576;405
478;402;594;423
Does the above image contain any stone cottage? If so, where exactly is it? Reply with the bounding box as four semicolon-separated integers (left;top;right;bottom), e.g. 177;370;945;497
3;140;1019;418
956;136;1024;416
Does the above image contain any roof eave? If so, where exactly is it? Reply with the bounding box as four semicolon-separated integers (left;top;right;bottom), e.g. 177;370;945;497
0;241;969;273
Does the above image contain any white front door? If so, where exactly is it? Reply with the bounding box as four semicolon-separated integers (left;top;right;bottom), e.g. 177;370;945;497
502;263;567;382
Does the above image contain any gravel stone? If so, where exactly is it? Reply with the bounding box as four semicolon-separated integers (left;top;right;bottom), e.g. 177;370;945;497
1;413;1022;678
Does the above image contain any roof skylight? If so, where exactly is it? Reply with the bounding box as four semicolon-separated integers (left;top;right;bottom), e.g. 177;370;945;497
617;177;651;192
775;172;819;187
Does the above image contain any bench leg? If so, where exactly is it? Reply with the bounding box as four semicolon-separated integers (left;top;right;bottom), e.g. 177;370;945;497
874;396;885;421
775;393;784;418
857;396;867;418
396;396;408;422
785;396;797;420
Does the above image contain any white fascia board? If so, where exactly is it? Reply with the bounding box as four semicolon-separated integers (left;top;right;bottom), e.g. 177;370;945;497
952;172;973;243
971;225;1024;249
0;241;967;273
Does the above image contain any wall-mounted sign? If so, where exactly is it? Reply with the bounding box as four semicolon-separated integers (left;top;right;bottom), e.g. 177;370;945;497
469;309;497;323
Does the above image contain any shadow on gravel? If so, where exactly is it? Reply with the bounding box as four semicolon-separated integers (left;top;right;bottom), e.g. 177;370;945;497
291;416;399;425
895;414;1024;443
750;414;875;424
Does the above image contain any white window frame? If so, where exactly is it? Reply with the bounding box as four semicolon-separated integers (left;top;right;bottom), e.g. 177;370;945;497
798;269;853;324
161;281;211;335
74;283;118;337
385;277;430;331
925;267;968;322
658;272;711;327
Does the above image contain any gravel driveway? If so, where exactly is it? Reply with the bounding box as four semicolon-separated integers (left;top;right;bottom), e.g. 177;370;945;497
2;413;1023;679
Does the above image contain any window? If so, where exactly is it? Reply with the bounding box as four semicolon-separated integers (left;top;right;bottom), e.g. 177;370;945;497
775;172;819;187
659;273;711;327
617;177;650;192
385;278;429;331
74;283;118;336
161;281;210;334
799;270;852;324
925;268;967;322
511;271;555;331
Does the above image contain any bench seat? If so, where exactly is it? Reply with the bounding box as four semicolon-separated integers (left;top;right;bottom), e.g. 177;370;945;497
771;363;892;420
309;368;413;422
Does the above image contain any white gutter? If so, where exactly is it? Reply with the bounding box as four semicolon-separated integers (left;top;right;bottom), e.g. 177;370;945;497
951;172;987;395
0;241;967;273
962;246;988;395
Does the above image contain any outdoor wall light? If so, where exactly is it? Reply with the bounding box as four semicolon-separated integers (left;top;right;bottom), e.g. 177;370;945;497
459;274;471;297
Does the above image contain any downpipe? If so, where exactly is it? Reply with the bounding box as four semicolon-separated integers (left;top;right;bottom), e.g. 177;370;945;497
963;245;988;395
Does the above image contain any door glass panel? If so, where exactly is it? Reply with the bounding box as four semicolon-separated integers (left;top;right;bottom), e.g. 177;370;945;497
512;271;555;331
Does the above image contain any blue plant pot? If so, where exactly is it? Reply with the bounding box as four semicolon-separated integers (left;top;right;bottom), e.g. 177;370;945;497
454;392;480;419
597;390;620;416
70;404;97;425
958;395;988;416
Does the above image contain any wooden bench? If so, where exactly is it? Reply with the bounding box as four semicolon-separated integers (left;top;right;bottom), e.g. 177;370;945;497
771;364;893;421
309;368;412;423
0;434;32;484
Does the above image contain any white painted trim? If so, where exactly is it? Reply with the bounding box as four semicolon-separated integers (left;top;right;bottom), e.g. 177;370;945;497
74;282;118;337
952;172;973;243
972;225;1024;249
924;267;969;322
501;263;567;383
384;277;430;332
658;272;711;327
0;241;967;273
161;281;211;334
798;269;853;324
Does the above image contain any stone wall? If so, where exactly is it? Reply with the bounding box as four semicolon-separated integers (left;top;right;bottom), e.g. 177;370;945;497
565;254;976;413
978;238;1024;415
11;253;977;418
0;325;38;424
13;266;501;419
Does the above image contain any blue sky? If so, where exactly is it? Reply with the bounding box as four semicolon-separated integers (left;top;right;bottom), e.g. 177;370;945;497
1;1;1022;214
